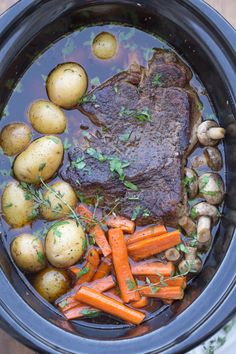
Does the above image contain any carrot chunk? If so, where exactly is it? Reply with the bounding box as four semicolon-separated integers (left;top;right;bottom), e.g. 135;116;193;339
90;224;111;257
92;259;111;280
127;230;181;260
131;261;175;277
131;296;149;309
106;216;135;234
126;225;167;245
76;286;145;325
108;228;140;303
139;286;184;300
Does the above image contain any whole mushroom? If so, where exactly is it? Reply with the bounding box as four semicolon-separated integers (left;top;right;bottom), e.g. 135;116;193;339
198;173;224;205
191;202;219;245
178;247;202;273
184;168;198;199
191;147;223;171
197;120;225;146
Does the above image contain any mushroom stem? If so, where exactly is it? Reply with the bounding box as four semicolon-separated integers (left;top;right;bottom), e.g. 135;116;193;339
178;216;196;236
197;216;211;243
165;248;181;262
208;127;225;140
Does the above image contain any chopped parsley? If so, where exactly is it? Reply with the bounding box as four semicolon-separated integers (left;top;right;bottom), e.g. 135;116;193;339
126;278;136;290
152;73;162;87
131;205;142;221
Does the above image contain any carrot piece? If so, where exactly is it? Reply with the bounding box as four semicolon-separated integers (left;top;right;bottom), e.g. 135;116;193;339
57;275;115;312
92;260;111;280
136;275;186;288
90;224;111;257
108;228;140;303
76;286;145;325
64;291;123;319
64;305;100;320
126;225;167;245
127;230;181;260
131;261;175;277
106;216;135;234
139;286;184;300
75;248;100;285
131;296;149;309
76;204;93;228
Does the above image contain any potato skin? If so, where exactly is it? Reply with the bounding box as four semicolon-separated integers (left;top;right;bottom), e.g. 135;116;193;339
33;267;70;302
46;62;88;109
45;219;86;268
28;99;67;134
11;234;45;273
40;181;77;220
13;136;63;184
0;123;32;156
1;181;36;227
92;32;117;59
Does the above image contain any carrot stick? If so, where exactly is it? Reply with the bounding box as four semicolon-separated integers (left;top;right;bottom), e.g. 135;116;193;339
108;228;140;303
90;224;111;257
57;275;115;312
106;216;135;234
131;296;149;309
126;225;167;245
139;286;184;300
76;204;93;228
64;305;100;320
131;261;175;277
92;260;111;280
75;248;100;285
76;286;145;325
127;230;181;260
136;275;186;288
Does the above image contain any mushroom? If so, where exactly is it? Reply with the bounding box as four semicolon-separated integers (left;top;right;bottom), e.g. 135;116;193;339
165;248;181;262
191;202;219;245
198;173;224;205
178;216;196;236
197;120;225;146
184;168;198;199
191;147;223;171
178;246;202;273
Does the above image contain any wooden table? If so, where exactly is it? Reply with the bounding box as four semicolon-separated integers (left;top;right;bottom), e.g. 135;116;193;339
0;1;235;353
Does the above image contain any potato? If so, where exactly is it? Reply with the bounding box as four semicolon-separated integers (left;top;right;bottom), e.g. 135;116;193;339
28;99;67;134
1;181;37;227
32;267;70;303
11;234;45;273
92;32;117;59
0;123;31;156
45;219;86;268
40;181;77;220
13;135;63;184
46;63;88;109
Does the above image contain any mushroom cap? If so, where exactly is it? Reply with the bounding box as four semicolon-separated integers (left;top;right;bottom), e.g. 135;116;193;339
191;202;219;224
199;173;224;205
184;168;198;199
204;147;223;171
197;120;220;146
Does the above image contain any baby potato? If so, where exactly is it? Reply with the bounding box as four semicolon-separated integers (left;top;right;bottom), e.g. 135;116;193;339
33;267;70;303
1;181;37;227
13;135;63;184
28;99;67;134
45;219;86;268
92;32;117;59
11;234;45;273
46;62;88;109
0;123;31;156
40;181;77;220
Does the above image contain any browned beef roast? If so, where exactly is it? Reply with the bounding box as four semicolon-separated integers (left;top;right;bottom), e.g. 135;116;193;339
61;49;201;226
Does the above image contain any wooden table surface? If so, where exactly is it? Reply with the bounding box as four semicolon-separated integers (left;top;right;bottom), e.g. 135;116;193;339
0;1;235;353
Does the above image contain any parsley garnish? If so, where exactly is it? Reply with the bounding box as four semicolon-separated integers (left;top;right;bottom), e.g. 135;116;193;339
152;73;162;87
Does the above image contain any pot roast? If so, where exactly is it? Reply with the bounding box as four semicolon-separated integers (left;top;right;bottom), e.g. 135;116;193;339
61;49;201;226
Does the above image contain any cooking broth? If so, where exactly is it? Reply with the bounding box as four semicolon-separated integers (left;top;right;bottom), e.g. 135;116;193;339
0;24;225;325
